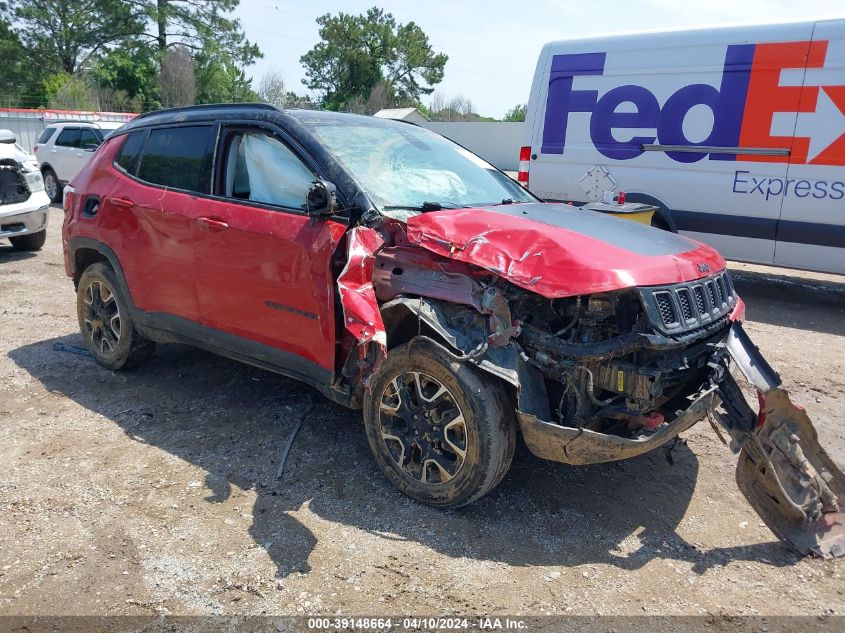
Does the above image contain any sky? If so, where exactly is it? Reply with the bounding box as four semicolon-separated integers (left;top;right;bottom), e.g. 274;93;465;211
236;0;844;119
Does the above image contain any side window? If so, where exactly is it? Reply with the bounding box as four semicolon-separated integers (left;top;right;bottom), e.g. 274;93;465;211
55;128;81;148
223;132;315;209
114;131;146;174
79;128;100;149
37;127;56;144
137;126;213;193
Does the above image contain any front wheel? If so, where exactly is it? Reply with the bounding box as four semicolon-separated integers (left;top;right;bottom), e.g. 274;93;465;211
10;230;46;251
363;338;516;508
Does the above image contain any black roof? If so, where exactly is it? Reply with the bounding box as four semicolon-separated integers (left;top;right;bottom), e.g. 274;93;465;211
122;103;404;132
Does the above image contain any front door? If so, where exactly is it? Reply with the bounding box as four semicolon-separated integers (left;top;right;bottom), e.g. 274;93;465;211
193;125;347;378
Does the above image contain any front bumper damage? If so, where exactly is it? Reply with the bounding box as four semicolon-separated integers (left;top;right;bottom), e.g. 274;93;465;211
718;324;845;558
518;321;845;558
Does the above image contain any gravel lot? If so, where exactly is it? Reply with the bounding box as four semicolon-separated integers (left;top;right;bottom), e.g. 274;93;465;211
1;207;844;617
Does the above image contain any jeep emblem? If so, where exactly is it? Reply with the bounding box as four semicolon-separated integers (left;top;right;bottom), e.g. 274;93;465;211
698;263;710;273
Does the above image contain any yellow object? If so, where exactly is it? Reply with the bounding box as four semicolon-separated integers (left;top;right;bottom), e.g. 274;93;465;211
616;369;624;392
606;209;656;225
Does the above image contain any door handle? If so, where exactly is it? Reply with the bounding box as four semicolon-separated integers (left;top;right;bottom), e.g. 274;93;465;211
197;217;229;232
109;196;135;209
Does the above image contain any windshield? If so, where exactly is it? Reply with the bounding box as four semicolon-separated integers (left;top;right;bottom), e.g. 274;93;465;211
307;118;537;210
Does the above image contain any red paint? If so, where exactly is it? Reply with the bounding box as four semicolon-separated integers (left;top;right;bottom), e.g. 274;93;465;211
756;390;767;429
63;134;345;371
191;196;346;370
406;207;726;298
729;297;746;322
337;227;387;352
640;412;665;429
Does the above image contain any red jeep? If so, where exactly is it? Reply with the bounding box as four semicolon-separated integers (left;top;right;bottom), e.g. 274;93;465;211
62;105;844;557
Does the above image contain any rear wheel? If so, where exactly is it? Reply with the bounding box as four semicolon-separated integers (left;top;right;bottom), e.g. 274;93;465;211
76;263;154;370
363;338;515;508
43;168;61;203
10;230;46;251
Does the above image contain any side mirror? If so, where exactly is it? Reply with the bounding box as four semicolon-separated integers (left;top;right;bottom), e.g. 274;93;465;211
0;129;16;144
306;179;337;218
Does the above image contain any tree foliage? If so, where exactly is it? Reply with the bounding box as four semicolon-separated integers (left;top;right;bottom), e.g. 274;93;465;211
7;0;145;73
0;14;45;107
503;103;527;122
301;6;447;111
1;0;260;110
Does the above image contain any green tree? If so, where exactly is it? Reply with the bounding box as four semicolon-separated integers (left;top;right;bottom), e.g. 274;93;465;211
0;14;46;107
301;6;447;111
139;0;260;75
194;42;259;104
7;0;145;74
90;42;159;109
503;103;527;122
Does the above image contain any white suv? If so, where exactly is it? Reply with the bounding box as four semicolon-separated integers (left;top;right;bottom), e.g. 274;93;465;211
34;121;124;201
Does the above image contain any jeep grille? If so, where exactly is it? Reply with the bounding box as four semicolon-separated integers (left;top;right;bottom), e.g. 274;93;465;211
639;270;737;336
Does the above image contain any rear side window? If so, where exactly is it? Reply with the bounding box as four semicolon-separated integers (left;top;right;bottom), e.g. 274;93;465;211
56;128;81;147
37;127;56;144
137;126;213;193
114;131;146;174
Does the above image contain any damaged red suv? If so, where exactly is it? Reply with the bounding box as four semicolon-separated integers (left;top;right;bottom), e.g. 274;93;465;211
63;104;844;557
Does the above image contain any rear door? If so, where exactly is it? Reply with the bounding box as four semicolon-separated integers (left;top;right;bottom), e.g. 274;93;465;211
775;20;845;274
51;126;82;181
193;124;347;378
74;127;102;178
109;125;215;322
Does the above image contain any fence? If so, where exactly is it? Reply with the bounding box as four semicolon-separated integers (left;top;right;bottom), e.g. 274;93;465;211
420;121;526;171
0;108;136;152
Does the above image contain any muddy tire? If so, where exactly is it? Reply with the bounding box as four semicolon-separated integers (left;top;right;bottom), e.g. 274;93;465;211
363;337;515;508
10;230;46;251
76;263;154;370
43;168;61;203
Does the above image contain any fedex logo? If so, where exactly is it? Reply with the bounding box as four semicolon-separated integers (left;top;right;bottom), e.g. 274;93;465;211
541;41;845;166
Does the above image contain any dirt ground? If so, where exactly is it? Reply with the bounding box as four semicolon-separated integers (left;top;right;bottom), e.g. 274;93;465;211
1;206;844;617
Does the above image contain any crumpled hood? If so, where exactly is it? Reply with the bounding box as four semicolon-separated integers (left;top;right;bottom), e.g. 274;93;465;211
405;203;726;298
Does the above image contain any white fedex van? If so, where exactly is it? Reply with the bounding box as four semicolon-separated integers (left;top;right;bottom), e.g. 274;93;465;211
521;19;845;275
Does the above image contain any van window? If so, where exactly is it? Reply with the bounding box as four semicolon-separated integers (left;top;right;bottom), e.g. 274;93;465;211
137;126;213;193
79;128;100;148
223;132;315;209
37;127;56;144
55;128;81;148
114;131;146;174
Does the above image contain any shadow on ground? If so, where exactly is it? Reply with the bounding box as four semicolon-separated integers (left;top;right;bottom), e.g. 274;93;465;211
0;244;38;264
9;334;798;581
731;269;845;337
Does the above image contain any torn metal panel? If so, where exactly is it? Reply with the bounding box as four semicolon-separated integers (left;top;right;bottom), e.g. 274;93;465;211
406;206;726;298
713;322;845;559
337;226;387;352
373;246;484;310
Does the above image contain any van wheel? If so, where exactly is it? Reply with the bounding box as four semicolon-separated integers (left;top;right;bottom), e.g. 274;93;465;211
43;168;61;203
76;263;154;370
363;337;515;508
10;230;46;251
